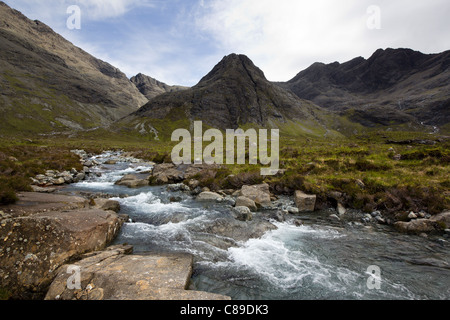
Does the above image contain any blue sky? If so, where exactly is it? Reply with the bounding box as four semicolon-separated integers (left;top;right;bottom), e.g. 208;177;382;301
4;0;450;86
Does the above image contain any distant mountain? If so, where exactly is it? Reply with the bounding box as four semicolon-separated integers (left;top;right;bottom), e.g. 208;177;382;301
130;73;188;100
278;48;450;129
123;54;352;139
0;1;148;135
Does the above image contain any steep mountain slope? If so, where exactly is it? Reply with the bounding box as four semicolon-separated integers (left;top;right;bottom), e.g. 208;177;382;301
278;48;450;130
130;73;188;100
0;2;148;135
123;54;353;139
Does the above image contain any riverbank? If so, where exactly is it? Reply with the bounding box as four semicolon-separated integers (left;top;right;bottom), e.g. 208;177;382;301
1;146;449;300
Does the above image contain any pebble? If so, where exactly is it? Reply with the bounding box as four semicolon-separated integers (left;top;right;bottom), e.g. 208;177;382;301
408;212;418;220
329;214;341;221
371;211;381;218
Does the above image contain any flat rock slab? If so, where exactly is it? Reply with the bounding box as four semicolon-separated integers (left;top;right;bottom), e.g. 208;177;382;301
0;192;89;217
0;208;123;299
45;246;230;300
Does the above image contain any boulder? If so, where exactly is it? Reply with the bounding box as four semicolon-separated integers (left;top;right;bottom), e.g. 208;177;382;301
232;206;253;222
0;208;124;299
73;172;86;183
294;191;316;212
286;206;299;214
394;219;441;235
115;174;149;188
337;203;347;216
270;210;286;222
240;184;272;207
45;246;230;300
235;196;257;212
52;177;66;185
93;198;121;213
197;192;223;202
430;211;450;229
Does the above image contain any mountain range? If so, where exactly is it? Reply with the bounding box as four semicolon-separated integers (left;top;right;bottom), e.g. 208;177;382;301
0;1;449;138
278;48;450;129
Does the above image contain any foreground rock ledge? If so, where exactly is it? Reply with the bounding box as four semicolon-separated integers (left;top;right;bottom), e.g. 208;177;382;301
0;193;124;299
45;245;231;301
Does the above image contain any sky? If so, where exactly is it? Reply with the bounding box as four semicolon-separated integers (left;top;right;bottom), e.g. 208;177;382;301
4;0;450;86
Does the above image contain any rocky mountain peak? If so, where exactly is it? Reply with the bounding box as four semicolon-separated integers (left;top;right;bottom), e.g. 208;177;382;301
197;53;266;87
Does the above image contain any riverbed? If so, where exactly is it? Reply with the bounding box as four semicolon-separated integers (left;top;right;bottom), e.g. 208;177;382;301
64;152;450;300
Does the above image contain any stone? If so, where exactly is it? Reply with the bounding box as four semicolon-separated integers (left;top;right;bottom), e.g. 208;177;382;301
429;211;450;229
355;179;365;189
329;214;341;221
52;177;66;185
371;211;381;218
197;192;223;202
150;163;184;185
31;186;56;193
337;203;347;216
45;246;230;301
115;174;149;188
167;183;190;192
375;216;387;224
293;219;304;227
294;191;316;212
394;219;441;235
240;184;272;207
0;193;89;216
186;179;200;190
83;160;93;167
222;196;236;207
104;160;117;165
0;208;124;299
408;212;418;220
235;196;257;212
93;198;121;213
270;210;286;222
233;207;253;222
286;206;299;214
73;172;85;183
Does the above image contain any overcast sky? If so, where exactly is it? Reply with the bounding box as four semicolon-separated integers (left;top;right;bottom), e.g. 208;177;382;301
4;0;450;86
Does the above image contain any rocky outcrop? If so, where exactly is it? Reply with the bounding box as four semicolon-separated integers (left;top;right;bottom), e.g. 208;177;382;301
0;193;124;299
294;191;317;212
125;54;338;135
279;48;450;128
131;73;188;100
45;245;230;300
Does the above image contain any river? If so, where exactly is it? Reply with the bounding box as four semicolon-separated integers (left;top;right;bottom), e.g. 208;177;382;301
64;152;450;300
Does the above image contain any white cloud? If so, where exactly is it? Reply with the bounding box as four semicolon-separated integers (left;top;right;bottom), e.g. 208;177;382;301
75;0;155;20
195;0;450;81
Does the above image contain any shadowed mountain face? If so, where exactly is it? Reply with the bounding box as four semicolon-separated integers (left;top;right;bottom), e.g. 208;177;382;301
130;54;331;131
130;73;188;100
0;1;148;134
278;48;450;128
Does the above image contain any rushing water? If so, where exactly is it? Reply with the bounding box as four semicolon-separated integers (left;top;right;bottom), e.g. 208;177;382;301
64;152;450;300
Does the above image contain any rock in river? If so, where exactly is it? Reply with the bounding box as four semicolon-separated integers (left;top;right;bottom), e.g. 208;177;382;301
0;195;124;299
45;245;230;300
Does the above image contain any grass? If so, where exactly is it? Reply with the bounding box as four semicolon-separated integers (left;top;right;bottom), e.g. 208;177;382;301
0;129;448;216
